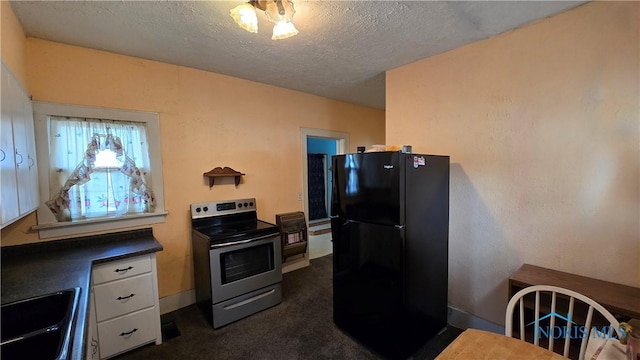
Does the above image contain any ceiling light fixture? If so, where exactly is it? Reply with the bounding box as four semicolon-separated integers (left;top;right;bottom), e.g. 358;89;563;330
230;0;299;40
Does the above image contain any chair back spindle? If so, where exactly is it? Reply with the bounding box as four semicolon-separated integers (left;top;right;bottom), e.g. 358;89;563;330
548;291;557;351
505;285;622;360
534;290;541;346
563;296;575;358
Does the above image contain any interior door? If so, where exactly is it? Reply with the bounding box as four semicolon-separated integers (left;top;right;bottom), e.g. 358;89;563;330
307;153;328;220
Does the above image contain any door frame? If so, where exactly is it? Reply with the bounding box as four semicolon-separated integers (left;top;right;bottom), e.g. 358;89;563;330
300;128;349;226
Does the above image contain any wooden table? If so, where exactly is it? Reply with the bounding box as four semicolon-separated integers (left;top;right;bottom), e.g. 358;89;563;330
436;329;567;359
509;264;640;320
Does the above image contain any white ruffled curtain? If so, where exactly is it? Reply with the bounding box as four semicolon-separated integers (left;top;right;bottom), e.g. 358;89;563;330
46;116;155;222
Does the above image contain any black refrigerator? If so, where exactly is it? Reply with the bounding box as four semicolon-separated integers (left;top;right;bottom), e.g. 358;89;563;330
331;151;449;360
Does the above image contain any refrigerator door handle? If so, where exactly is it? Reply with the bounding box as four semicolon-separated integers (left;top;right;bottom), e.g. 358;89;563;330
336;218;405;229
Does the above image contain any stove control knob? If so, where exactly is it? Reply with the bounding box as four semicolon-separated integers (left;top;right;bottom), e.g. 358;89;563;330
244;202;249;207
203;206;208;212
196;207;201;213
238;203;243;208
249;201;254;207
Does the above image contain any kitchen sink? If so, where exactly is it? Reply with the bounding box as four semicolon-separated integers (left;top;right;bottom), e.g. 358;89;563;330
1;287;80;360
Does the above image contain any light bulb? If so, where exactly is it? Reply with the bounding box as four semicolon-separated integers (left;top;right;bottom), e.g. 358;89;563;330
272;21;298;40
230;3;258;33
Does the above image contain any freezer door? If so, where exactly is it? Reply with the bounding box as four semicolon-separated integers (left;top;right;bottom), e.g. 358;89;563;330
331;152;402;226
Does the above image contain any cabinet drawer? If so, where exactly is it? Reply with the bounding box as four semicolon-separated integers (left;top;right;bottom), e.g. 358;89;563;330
94;273;154;322
93;256;151;285
97;307;157;359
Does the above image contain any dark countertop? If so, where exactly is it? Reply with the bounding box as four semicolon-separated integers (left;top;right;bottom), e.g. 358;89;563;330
1;228;163;360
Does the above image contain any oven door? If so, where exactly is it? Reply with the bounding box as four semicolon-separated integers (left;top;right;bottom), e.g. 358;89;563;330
209;233;282;303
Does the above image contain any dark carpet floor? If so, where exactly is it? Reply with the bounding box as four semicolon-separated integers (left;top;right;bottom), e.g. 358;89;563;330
114;255;462;360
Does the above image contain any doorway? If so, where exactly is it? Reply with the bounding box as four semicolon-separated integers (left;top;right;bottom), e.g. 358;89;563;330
307;138;336;221
300;128;349;226
300;129;349;261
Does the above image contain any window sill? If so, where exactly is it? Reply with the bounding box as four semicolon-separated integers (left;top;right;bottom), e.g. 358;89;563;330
32;211;168;239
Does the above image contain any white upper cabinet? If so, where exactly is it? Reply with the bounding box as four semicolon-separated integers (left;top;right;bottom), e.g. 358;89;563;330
1;63;39;228
15;89;38;212
1;68;20;225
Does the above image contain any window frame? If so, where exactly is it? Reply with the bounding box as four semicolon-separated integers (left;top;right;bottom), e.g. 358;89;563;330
32;102;167;239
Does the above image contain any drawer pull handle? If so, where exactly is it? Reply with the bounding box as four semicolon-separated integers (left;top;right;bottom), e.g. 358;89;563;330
114;266;133;273
116;293;136;301
119;328;138;337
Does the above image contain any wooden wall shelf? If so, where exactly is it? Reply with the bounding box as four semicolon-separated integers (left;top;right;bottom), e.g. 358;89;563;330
203;167;245;188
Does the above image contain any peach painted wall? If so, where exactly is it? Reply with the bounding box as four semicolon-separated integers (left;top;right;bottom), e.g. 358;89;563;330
1;1;28;88
0;35;385;298
386;2;639;325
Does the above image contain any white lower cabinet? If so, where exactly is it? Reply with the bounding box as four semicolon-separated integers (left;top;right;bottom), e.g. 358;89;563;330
86;254;162;359
94;273;155;322
97;308;158;359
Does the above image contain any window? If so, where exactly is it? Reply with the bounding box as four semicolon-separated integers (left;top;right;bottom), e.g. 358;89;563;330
47;116;155;220
33;102;166;239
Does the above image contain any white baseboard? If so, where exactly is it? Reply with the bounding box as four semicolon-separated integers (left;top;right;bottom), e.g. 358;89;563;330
159;289;196;315
447;306;504;334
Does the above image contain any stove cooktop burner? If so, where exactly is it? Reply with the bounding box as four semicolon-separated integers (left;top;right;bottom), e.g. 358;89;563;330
194;219;279;244
190;198;280;246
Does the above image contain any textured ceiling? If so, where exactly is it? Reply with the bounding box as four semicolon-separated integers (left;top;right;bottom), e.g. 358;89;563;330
10;1;586;109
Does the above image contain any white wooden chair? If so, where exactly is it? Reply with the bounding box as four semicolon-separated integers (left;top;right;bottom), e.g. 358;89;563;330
505;285;623;360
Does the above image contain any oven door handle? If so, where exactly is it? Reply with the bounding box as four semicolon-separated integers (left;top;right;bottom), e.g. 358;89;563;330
210;233;277;248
